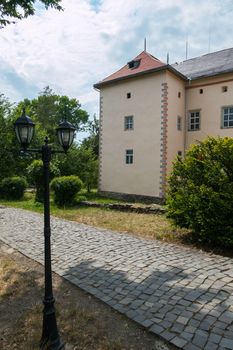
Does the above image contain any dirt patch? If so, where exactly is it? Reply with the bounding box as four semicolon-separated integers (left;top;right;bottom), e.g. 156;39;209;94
0;242;175;350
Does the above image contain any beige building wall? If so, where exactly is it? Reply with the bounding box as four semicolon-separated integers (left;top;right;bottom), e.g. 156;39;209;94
99;72;166;197
166;72;185;175
186;73;233;148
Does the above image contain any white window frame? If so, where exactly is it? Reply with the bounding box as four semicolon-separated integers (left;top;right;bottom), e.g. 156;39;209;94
222;106;233;128
177;116;182;131
124;116;134;130
126;149;133;164
188;110;200;131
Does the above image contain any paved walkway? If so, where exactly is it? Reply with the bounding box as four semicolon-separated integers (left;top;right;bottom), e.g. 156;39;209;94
0;207;233;350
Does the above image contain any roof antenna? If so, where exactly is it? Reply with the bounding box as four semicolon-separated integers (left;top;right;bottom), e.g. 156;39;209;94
208;23;211;53
167;52;169;64
144;38;147;52
185;38;188;60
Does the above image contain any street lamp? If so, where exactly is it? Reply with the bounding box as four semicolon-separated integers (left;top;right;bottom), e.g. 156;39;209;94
14;108;76;350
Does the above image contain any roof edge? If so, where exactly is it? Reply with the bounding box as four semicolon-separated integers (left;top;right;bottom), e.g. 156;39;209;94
94;65;187;89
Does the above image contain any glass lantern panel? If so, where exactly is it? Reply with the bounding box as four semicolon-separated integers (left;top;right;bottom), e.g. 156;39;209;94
62;130;70;145
20;126;29;143
28;126;34;143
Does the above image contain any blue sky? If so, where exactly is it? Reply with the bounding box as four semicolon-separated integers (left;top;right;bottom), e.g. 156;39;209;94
0;0;233;129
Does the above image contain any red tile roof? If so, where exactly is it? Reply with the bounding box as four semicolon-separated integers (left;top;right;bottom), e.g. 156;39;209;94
94;51;166;88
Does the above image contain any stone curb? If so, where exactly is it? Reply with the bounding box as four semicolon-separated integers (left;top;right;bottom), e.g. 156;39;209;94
78;201;166;214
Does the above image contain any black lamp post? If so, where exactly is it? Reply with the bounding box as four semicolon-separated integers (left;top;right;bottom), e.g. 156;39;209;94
14;108;76;350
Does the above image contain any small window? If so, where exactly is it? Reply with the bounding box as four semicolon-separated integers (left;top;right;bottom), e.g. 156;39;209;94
222;86;228;92
199;89;203;94
222;106;233;128
127;92;131;99
177;116;182;131
124;116;134;130
127;59;140;69
177;151;182;157
126;149;133;164
178;92;181;98
188;110;200;131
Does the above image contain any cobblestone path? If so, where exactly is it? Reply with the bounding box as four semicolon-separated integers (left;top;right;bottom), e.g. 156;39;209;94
0;207;233;350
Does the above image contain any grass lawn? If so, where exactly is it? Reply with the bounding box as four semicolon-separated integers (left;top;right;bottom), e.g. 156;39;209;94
1;242;173;350
0;192;188;243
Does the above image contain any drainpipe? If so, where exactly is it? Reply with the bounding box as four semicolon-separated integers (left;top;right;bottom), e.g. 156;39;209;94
184;77;191;154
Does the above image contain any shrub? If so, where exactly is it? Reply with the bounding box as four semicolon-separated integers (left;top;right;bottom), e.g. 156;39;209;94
75;195;87;203
50;175;83;206
0;176;28;200
27;160;60;202
166;137;233;248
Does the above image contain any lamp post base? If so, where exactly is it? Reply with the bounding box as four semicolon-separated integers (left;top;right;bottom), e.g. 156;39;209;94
40;298;64;350
40;338;64;350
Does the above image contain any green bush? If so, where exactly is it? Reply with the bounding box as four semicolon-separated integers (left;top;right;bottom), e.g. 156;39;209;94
0;176;28;200
75;195;87;203
27;160;60;202
166;137;233;248
50;175;83;206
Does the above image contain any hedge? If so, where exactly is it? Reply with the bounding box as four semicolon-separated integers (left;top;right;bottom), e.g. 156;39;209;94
50;175;83;206
0;176;28;200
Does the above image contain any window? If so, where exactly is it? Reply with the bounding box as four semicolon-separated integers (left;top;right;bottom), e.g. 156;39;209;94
127;59;140;69
177;116;182;131
222;106;233;128
188;110;200;131
177;151;182;157
127;92;131;99
199;89;203;94
178;92;181;98
126;149;133;164
125;116;134;130
222;86;228;92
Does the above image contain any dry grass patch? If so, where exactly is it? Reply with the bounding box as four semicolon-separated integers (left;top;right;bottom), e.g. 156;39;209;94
55;207;188;242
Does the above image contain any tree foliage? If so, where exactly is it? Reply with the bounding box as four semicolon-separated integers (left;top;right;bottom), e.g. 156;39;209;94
0;0;62;27
27;159;60;202
0;88;98;195
57;144;98;192
29;86;89;144
166;137;233;248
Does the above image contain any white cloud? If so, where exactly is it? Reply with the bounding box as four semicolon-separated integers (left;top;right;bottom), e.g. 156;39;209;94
0;0;233;119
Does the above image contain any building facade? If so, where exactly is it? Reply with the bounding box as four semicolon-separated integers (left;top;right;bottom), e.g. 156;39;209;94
94;48;233;201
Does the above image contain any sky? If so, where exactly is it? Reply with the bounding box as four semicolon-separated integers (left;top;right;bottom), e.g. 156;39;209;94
1;0;233;126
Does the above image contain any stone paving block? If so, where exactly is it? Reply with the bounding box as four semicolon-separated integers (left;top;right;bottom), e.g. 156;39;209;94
170;336;188;348
204;341;218;350
177;316;189;326
180;331;193;342
192;332;208;348
171;323;185;334
149;323;165;335
161;330;175;342
220;337;233;349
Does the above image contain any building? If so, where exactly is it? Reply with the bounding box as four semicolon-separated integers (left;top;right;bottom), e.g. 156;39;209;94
94;48;233;201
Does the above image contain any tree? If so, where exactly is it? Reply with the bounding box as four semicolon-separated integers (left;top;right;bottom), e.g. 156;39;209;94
82;114;99;158
30;87;89;144
0;94;16;179
27;159;60;202
57;145;98;192
0;0;62;27
166;137;233;248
